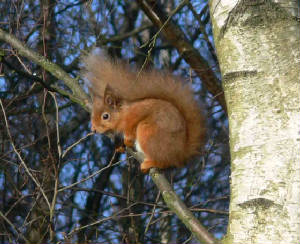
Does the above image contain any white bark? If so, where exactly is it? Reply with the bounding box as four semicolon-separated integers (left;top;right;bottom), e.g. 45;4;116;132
209;0;300;243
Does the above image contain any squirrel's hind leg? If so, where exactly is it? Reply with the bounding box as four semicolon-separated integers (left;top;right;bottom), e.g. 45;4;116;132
140;160;171;174
136;119;178;173
140;160;157;174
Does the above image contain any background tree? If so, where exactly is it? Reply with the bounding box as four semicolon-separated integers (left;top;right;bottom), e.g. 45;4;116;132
1;0;229;243
209;0;300;243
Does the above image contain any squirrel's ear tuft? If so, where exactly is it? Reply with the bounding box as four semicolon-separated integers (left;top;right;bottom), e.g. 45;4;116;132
104;84;122;109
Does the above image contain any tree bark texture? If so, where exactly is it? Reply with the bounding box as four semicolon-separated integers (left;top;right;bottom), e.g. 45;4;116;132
210;0;300;243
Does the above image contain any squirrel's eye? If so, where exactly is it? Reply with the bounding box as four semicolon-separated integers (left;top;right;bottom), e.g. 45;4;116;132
102;112;110;120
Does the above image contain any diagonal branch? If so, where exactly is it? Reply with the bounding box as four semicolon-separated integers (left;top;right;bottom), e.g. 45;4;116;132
128;149;220;244
136;0;226;111
0;210;30;243
1;58;78;102
0;28;91;111
99;23;153;45
150;168;220;244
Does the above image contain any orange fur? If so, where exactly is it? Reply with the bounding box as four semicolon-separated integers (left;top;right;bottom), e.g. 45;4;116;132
83;53;206;173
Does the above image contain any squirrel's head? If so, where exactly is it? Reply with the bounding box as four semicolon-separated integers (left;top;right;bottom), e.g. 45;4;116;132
91;85;123;134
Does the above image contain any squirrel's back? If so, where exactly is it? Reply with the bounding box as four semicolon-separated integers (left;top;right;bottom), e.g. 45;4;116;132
84;54;206;162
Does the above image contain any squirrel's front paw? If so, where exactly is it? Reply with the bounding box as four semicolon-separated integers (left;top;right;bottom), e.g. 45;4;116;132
124;137;135;148
115;145;126;153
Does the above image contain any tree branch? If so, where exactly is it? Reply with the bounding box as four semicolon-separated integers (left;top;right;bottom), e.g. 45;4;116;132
150;168;219;244
1;58;78;103
0;28;91;111
99;23;153;45
0;20;219;244
128;149;220;244
136;0;226;111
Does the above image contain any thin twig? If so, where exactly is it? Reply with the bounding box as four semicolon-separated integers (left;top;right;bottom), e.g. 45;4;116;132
49;91;62;158
138;0;188;76
0;210;30;243
66;202;140;238
58;152;126;192
0;28;91;111
41;91;51;150
150;168;220;244
144;191;161;234
62;132;94;159
48;91;61;241
0;99;51;210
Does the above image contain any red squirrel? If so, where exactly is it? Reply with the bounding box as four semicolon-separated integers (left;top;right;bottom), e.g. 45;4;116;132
83;53;206;173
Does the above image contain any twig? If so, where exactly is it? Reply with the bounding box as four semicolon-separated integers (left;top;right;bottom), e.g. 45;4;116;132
66;202;140;238
0;210;30;243
149;168;219;244
48;91;61;241
136;0;226;110
125;147;219;244
100;23;153;45
144;191;161;234
0;28;91;111
62;132;94;158
57;152;126;192
138;0;188;76
2;58;72;100
71;187;167;209
0;99;51;210
49;92;62;158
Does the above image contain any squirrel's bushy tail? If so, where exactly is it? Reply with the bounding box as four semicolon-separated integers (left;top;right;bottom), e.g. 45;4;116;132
84;53;206;162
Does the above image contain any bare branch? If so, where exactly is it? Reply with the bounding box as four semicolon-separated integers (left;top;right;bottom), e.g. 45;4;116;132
136;0;226;110
0;99;51;210
127;148;220;244
0;210;30;243
0;28;91;111
57;153;125;192
150;168;220;244
62;132;94;159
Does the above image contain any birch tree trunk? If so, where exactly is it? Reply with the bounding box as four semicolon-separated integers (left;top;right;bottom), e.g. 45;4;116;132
209;1;300;243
